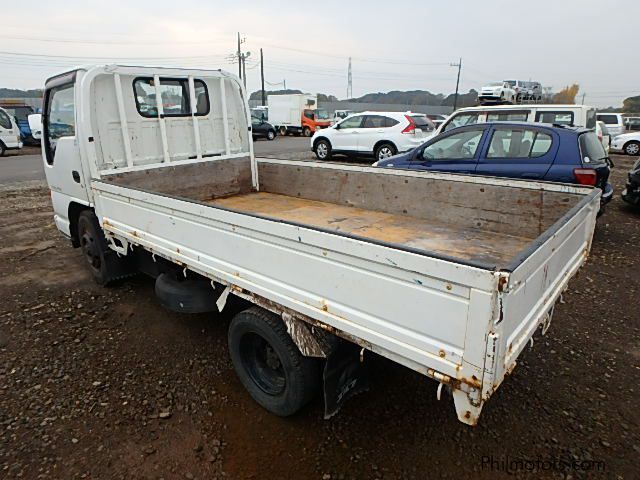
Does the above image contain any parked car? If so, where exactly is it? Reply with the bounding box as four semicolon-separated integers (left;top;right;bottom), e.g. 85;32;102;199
504;80;543;102
311;112;435;162
0;103;37;145
596;121;610;154
596;113;626;138
251;115;277;141
427;114;448;128
375;122;613;209
610;131;640;156
250;106;268;122
438;104;597;134
625;117;640;132
621;158;640;207
478;82;516;104
0;106;23;156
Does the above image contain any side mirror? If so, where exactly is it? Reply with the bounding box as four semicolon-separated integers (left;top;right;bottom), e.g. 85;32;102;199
28;114;42;140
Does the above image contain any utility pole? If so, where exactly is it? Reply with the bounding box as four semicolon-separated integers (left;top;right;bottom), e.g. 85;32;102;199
581;92;586;105
283;79;286;90
260;48;265;106
237;33;242;80
347;57;353;98
451;57;462;111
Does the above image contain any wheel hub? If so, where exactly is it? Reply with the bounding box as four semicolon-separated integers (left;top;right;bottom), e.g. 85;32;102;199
80;231;101;272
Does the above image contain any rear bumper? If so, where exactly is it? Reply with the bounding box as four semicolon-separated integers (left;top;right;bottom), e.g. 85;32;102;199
5;141;23;150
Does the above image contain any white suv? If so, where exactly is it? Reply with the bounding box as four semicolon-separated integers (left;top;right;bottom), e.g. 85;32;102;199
311;112;435;162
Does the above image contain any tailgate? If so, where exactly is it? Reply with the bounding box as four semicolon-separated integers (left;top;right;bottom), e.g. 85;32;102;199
490;188;600;388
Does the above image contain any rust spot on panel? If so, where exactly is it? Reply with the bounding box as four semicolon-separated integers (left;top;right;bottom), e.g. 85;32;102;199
497;275;508;292
438;349;446;358
458;374;482;389
464;411;471;419
446;284;452;291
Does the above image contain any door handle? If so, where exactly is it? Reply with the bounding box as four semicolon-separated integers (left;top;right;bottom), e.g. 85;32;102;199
72;170;81;183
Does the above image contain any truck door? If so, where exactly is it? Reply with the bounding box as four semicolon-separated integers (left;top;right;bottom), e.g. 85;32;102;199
42;72;92;234
475;125;557;180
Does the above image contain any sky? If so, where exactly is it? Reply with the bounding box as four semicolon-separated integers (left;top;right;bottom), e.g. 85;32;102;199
1;0;638;107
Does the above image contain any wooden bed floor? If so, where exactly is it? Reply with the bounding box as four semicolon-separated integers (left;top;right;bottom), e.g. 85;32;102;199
211;192;533;266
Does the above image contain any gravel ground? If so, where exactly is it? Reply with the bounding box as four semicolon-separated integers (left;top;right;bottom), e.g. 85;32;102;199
0;155;638;479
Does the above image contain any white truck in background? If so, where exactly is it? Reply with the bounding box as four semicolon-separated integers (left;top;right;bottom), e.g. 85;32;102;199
268;93;331;137
40;64;600;427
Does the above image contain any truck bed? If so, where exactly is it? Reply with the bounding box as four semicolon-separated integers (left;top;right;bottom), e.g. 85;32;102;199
211;191;531;265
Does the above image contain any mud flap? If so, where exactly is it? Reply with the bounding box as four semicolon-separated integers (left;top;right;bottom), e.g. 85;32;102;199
323;341;369;419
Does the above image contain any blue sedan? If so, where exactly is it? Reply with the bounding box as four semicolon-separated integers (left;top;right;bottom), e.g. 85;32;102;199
375;122;613;208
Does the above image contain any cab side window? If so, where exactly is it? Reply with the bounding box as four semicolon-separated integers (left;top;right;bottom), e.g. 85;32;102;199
44;84;76;165
0;110;12;129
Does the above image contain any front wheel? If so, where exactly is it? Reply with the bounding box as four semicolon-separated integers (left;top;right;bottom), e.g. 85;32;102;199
228;307;321;416
375;143;396;161
624;141;640;156
303;126;312;137
314;139;332;160
77;211;131;286
0;142;5;157
267;130;276;141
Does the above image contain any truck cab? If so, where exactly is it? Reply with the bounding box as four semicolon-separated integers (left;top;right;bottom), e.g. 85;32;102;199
302;108;331;136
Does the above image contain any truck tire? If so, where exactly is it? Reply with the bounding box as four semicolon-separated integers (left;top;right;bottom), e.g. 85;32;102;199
77;210;132;286
278;126;287;136
228;307;321;416
624;141;640;156
0;142;5;157
303;126;312;137
314;139;332;160
154;273;220;313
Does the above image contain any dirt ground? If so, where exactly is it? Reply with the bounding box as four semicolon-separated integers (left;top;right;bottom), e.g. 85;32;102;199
0;154;638;479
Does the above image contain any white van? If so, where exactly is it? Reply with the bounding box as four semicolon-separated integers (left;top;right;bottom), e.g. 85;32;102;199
0;106;23;156
596;112;626;138
438;104;597;134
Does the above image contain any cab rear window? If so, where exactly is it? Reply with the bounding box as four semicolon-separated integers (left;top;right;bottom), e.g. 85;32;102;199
133;78;210;118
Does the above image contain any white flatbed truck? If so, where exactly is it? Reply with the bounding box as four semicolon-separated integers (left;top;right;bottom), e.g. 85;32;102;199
41;65;601;425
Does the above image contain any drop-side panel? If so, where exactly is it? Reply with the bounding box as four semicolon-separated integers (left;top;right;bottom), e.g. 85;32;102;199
93;181;497;381
495;189;600;385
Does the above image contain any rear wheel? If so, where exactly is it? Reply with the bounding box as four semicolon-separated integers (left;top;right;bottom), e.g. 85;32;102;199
228;307;321;416
624;141;640;156
0;142;5;157
375;142;396;161
314;139;332;160
278;126;287;136
77;211;131;286
303;126;312;137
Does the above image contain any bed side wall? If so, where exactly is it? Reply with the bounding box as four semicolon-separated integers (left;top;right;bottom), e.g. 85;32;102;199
103;156;253;201
257;162;582;238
